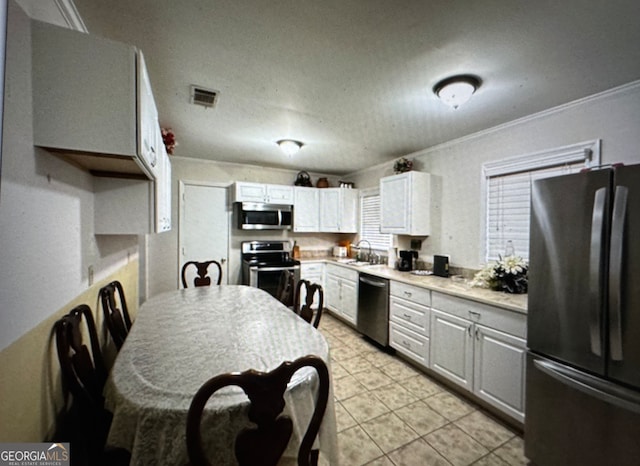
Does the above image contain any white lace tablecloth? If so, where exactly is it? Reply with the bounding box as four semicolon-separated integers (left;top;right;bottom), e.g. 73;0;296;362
104;285;338;465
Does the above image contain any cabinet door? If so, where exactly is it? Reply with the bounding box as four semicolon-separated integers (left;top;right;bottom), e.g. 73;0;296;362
154;147;172;232
340;277;358;325
294;187;320;232
339;189;359;233
266;184;294;204
380;174;410;234
137;51;160;176
319;189;340;232
324;273;341;313
430;309;473;390
474;325;526;423
234;182;267;202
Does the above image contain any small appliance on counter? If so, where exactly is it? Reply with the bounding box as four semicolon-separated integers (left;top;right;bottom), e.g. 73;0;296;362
397;250;418;271
332;246;347;258
433;255;450;277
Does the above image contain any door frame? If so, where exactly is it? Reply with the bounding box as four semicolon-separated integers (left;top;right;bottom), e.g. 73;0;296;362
178;180;232;288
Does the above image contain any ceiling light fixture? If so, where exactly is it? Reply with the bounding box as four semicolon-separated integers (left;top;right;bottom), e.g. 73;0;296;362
277;139;303;156
433;75;481;109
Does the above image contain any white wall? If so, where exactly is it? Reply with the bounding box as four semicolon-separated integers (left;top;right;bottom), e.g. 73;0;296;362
0;1;138;351
348;81;640;269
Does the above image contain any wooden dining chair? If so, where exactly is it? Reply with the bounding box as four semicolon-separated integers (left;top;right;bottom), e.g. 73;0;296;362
293;280;324;329
186;355;330;466
181;260;223;288
99;280;133;350
276;270;296;307
54;304;130;466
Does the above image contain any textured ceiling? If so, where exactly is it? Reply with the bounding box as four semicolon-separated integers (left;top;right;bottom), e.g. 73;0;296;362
70;0;640;175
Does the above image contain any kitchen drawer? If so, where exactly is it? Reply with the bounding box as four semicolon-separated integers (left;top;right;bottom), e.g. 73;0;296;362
390;281;430;306
390;296;430;336
301;262;324;274
431;291;526;338
390;322;429;368
325;263;358;281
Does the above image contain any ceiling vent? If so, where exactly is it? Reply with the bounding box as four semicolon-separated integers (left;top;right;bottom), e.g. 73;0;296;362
190;85;219;108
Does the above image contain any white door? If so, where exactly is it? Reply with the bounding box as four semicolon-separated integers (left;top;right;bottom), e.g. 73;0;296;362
179;181;229;286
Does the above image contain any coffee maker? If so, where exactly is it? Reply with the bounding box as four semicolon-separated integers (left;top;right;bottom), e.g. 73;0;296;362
397;250;418;271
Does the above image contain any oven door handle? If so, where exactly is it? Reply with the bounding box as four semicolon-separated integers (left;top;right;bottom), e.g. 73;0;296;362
251;265;300;272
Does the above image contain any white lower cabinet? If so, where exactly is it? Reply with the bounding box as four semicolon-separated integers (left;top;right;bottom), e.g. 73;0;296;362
389;281;431;367
324;264;358;325
430;292;527;423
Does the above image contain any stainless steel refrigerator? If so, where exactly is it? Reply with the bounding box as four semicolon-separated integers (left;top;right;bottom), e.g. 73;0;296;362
525;164;640;466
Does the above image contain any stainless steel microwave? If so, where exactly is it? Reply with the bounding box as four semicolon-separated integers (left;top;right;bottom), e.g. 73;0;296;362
235;202;293;230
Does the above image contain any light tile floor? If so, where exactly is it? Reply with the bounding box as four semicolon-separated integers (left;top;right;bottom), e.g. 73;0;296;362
319;312;528;466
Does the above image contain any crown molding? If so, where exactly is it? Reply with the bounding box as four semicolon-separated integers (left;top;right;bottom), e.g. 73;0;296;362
16;0;87;32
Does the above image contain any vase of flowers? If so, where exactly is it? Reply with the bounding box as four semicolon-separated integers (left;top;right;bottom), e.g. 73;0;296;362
471;255;529;294
393;157;413;174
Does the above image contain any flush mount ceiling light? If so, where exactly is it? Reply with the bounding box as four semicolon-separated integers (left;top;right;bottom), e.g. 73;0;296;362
277;139;303;156
433;75;481;109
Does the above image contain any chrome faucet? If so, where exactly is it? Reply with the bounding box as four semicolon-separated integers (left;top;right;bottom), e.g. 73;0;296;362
353;240;372;262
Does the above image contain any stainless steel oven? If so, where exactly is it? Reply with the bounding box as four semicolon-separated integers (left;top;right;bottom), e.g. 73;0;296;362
241;241;300;298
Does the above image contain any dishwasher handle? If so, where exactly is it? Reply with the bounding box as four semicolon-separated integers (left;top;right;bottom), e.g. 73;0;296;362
359;275;387;288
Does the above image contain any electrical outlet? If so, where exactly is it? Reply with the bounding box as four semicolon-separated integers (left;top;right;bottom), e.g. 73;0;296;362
88;265;94;286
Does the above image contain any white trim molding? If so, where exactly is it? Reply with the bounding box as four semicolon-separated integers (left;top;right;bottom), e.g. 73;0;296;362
16;0;87;31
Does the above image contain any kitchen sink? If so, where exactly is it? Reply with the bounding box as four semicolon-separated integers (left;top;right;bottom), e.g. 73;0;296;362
336;259;371;266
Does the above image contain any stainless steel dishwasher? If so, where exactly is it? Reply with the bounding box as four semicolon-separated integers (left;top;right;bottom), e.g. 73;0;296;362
357;273;389;346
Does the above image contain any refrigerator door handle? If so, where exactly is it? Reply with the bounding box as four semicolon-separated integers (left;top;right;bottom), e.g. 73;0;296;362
534;358;640;414
609;185;627;361
588;187;607;356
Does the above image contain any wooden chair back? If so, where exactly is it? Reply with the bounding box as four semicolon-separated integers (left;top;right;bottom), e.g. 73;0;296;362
276;270;296;306
99;280;133;350
294;280;324;328
186;355;330;466
181;260;223;288
54;304;131;466
55;304;107;409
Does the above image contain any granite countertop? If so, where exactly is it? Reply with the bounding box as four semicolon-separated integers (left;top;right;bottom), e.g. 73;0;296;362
301;257;528;314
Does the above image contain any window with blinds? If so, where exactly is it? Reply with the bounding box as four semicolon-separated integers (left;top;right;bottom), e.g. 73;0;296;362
483;140;601;262
359;190;392;250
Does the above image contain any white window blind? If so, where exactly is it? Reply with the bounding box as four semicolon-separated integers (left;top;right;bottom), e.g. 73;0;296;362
484;140;600;262
360;191;392;250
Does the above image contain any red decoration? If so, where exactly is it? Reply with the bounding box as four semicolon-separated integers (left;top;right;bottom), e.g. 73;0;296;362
161;127;177;155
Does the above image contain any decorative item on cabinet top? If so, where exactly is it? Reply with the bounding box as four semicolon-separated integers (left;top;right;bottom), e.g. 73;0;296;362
393;157;413;174
294;171;312;187
316;177;329;188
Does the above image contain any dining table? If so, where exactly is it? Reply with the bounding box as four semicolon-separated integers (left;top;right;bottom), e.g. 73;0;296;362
103;285;338;465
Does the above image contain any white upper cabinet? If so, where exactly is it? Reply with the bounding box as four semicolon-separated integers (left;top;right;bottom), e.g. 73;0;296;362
380;171;431;236
319;188;358;233
293;187;358;233
233;182;294;204
294;187;320;232
31;20;161;179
